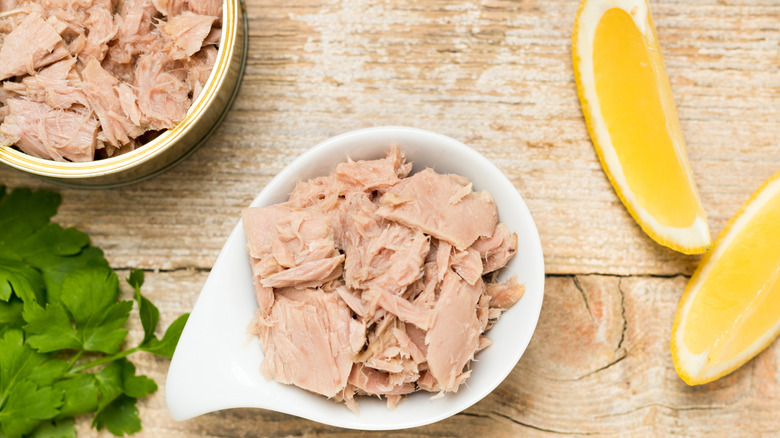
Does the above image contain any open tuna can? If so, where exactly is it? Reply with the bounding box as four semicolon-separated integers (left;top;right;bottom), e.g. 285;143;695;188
0;0;247;188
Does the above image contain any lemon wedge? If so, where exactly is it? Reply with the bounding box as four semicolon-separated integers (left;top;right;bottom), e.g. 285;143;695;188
572;0;711;254
671;171;780;385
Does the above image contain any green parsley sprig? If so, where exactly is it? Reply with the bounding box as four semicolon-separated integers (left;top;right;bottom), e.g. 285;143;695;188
0;186;189;438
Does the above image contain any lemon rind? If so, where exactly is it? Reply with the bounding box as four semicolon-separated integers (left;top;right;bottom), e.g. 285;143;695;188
671;170;780;385
572;0;711;255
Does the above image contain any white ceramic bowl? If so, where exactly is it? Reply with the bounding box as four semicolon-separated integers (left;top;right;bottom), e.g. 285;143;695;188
165;126;545;430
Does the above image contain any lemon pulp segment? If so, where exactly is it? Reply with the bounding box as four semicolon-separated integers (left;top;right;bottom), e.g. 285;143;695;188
592;8;701;229
683;193;780;363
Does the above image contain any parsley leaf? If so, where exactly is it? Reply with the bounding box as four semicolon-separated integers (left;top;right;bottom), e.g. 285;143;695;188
0;330;66;396
28;418;76;438
120;361;157;399
0;185;190;437
23;303;82;353
0;187;60;259
21;227;108;304
37;247;109;305
60;269;131;354
0;380;62;438
129;269;189;358
93;396;141;437
24;269;132;354
139;313;189;358
19;225;90;261
0;259;44;305
93;360;153;436
94;360;124;413
127;270;159;345
0;298;23;332
92;360;156;418
0;186;109;304
54;375;98;418
0;330;66;437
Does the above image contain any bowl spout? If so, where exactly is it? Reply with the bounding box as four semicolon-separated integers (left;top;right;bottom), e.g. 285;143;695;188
165;225;270;420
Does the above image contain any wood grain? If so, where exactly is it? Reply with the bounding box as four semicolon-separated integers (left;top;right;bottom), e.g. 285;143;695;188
2;0;779;435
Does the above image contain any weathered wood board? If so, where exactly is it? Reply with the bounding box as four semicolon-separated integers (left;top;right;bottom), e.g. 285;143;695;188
2;0;779;435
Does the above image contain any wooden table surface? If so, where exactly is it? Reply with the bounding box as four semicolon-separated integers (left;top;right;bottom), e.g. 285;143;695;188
2;0;780;436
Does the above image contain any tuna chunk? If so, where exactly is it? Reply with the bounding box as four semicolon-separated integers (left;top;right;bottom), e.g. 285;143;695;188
79;6;117;62
0;86;12;106
0;108;13;145
416;370;438;392
405;323;428;357
377;168;498;250
476;293;491;332
0;0;17;11
243;204;341;290
348;318;366;354
333;145;412;194
0;99;97;161
134;51;191;130
449;248;483;286
203;26;221;46
186;46;217;99
363;287;434;330
162;12;215;59
253;281;274;321
392;327;426;364
359;325;426;381
348;364;414;396
152;0;221;17
335;286;369;317
288;175;342;212
288;146;412;210
81;59;143;147
243;204;337;271
339;194;429;292
425;271;483;392
106;0;159;65
6;57;88;109
419;234;444;276
117;83;142;126
186;0;222;17
352;315;426;396
413;260;440;309
0;12;66;80
260;255;344;289
151;0;188;16
471;222;517;273
486;276;525;310
260;291;353;398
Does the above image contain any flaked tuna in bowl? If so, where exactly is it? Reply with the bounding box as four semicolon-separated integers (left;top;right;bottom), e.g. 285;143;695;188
0;0;248;187
165;126;545;430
